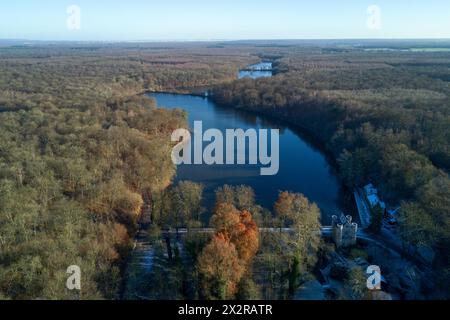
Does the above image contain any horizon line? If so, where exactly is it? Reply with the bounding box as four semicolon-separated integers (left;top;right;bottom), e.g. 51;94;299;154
2;37;450;44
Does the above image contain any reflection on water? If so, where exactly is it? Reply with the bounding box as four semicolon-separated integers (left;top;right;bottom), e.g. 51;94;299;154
150;92;341;224
238;62;273;79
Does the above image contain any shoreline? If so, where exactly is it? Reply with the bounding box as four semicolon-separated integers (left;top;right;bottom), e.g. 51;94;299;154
143;89;355;221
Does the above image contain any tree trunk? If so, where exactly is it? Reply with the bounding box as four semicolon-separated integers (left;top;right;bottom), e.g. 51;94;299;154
165;235;173;261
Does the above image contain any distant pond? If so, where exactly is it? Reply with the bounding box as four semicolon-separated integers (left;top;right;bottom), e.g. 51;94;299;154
238;61;273;79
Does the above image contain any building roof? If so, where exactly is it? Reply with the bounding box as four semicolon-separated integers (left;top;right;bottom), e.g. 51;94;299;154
367;194;378;206
367;193;386;209
364;183;378;195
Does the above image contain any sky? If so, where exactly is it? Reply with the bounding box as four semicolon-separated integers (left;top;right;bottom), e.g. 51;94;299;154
0;0;449;41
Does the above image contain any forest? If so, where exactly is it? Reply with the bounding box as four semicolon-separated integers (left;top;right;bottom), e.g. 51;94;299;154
130;183;369;300
0;43;253;299
212;43;450;296
0;41;449;299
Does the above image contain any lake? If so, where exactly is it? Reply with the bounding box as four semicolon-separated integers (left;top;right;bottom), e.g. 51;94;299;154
123;64;343;298
238;61;273;79
149;91;341;224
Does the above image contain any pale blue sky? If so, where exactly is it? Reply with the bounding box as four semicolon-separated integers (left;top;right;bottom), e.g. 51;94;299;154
0;0;449;41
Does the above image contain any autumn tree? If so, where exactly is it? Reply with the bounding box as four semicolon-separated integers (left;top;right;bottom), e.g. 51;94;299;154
214;184;267;226
210;203;241;236
210;203;259;265
273;191;322;296
235;185;256;211
215;184;255;211
214;185;235;207
196;233;244;299
273;191;296;227
172;181;205;225
197;199;260;299
163;181;204;233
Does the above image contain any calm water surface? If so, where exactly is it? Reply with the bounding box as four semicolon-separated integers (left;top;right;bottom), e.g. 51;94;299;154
124;62;342;297
238;61;273;79
149;91;341;224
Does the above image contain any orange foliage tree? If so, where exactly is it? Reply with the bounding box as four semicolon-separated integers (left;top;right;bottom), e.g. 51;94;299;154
197;202;260;299
196;233;244;299
210;203;259;265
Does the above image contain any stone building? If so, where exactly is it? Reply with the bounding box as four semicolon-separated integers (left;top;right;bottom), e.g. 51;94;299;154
332;214;358;248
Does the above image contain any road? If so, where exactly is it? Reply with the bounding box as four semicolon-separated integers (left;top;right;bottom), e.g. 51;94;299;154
161;227;429;271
